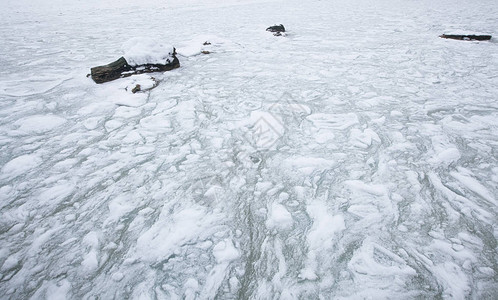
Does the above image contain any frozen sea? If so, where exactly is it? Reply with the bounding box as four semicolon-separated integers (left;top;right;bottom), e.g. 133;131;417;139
0;0;497;299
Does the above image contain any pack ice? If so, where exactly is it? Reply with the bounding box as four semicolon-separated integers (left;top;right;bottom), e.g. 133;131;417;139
0;0;497;299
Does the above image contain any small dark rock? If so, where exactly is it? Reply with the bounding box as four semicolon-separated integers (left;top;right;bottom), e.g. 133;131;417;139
203;41;211;45
250;156;261;163
201;50;210;54
266;24;285;33
131;84;141;93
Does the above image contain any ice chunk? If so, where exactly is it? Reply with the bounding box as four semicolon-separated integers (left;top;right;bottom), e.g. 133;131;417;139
241;111;285;149
1;154;42;180
349;128;380;148
105;194;136;225
104;119;124;132
450;169;496;204
1;255;19;271
213;239;240;263
266;203;293;231
45;279;71;300
344;180;387;196
135;206;222;262
81;249;99;272
300;200;345;280
112;272;124;282
184;278;199;300
429;148;461;166
82;231;99;248
347;239;417;296
38;182;75;207
307;113;359;130
433;262;471;299
281;156;338;175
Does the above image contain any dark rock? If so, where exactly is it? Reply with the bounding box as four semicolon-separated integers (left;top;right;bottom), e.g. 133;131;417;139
201;50;210;54
131;84;141;93
266;24;285;33
250;156;260;163
90;51;180;84
91;57;131;84
440;34;492;41
203;41;211;45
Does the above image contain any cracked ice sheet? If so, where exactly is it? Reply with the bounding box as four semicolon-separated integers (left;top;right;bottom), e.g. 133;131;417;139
1;0;498;299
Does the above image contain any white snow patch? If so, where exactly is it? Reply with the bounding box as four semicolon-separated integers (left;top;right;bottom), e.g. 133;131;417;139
15;115;66;134
108;89;148;107
123;74;157;92
122;37;176;66
177;35;230;57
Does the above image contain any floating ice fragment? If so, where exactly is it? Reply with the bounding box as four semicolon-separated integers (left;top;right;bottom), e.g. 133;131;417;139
429;148;461;166
450;169;496;204
266;203;293;231
212;239;239;263
112;272;124;282
349;128;380;148
15;115;66;134
307;113;359;130
184;278;199;300
1;154;42;180
81;250;99;272
1;256;19;271
45;279;71;300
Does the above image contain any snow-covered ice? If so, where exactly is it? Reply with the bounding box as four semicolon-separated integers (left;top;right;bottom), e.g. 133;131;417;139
1;0;497;298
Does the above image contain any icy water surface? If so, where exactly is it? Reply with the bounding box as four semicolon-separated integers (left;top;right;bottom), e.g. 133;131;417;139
1;0;497;298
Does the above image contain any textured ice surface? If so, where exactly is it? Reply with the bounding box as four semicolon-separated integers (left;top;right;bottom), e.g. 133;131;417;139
1;0;497;299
